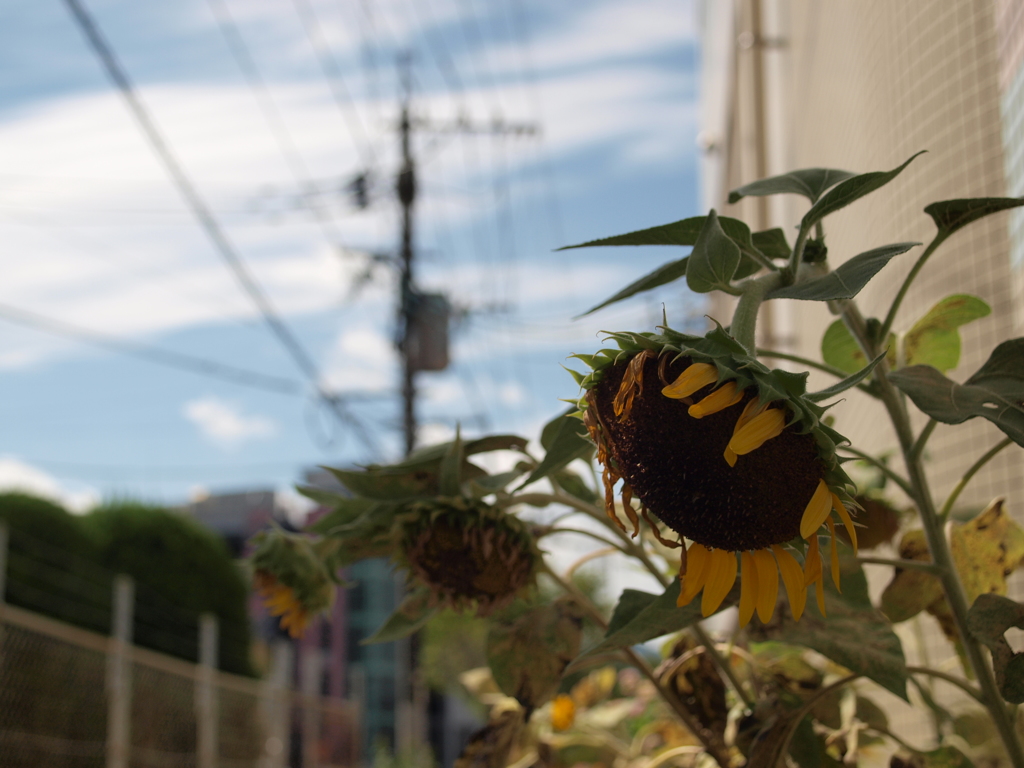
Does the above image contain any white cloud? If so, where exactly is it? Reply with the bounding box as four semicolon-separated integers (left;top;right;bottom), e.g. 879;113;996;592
323;325;396;392
183;395;276;448
0;456;100;513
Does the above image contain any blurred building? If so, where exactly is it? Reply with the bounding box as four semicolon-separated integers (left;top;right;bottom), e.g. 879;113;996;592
700;0;1024;736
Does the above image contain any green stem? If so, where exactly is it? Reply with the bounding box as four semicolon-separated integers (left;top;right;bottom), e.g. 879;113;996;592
841;301;1024;768
909;419;937;463
878;232;949;342
541;564;733;768
906;665;984;704
939;437;1014;522
836;445;915;498
856;556;943;575
732;272;783;355
788;223;811;277
543;527;632;557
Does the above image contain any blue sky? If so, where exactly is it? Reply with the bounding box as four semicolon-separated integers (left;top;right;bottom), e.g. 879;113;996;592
0;0;703;512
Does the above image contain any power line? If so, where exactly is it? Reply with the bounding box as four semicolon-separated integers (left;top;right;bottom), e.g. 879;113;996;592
61;0;379;456
289;0;379;170
205;0;361;256
0;301;302;395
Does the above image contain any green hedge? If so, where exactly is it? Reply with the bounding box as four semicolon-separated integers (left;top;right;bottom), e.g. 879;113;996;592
0;493;254;676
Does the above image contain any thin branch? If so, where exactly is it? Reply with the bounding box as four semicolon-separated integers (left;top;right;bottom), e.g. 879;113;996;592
857;556;944;575
837;446;915;497
939;437;1015;522
756;348;877;396
906;666;985;704
878;233;949;343
909;419;938;463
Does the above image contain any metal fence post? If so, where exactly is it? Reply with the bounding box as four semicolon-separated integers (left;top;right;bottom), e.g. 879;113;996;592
262;640;292;768
301;647;324;768
106;575;134;768
196;612;219;768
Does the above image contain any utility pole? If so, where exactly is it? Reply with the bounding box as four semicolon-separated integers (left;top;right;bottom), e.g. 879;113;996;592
393;56;537;457
397;56;417;456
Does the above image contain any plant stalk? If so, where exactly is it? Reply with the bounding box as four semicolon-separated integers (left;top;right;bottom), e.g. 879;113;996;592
732;272;783;355
939;437;1014;522
541;564;733;768
842;301;1024;767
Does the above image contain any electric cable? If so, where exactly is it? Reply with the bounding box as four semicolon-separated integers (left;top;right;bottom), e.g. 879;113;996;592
61;0;380;456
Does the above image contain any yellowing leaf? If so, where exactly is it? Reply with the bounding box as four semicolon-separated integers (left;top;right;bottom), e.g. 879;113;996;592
880;530;944;623
904;294;991;373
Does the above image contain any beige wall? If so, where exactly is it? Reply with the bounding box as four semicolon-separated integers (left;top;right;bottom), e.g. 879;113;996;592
705;0;1024;742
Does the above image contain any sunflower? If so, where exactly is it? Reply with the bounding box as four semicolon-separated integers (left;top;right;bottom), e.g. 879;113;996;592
254;570;313;638
400;497;539;615
249;529;336;637
573;328;859;625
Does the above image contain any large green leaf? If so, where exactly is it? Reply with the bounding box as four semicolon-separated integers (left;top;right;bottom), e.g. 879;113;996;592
821;319;895;375
802;152;926;230
889;338;1024;447
754;558;909;700
687;210;741;293
558;215;753;250
304;496;379;534
925;197;1024;237
967;593;1024;704
751;227;792;260
904;294;991;373
486;598;584;709
576;257;688;317
580;580;739;659
767;242;919;301
518;412;592;489
437;429;465;496
363;588;437;644
389;434;528;470
729;168;856;205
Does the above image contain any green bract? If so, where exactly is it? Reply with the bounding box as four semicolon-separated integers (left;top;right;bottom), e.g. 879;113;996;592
570;323;859;503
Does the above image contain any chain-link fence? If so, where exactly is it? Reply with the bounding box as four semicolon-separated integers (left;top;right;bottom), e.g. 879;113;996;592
0;602;360;768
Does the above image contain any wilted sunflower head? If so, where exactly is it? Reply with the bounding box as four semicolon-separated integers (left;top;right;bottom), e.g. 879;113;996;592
570;326;860;625
399;497;539;615
250;529;336;638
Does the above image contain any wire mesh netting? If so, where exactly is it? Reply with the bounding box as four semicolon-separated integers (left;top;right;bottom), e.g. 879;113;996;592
0;604;360;768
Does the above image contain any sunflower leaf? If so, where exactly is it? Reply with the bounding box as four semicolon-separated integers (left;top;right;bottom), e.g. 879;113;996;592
576;258;689;317
802;152;926;230
517;412;593;489
821;319;896;374
579;580;740;660
304;495;378;533
557;215;755;251
925;197;1024;237
729;168;857;205
806;350;887;402
751;227;792;260
362;587;437;644
889;339;1024;447
438;428;465;496
687;210;742;293
767;242;919;301
904;294;991;373
968;593;1024;704
486;598;584;709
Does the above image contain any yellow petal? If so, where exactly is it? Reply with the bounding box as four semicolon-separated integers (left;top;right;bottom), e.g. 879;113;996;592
551;694;575;731
803;534;822;588
800;480;833;539
702;548;738;617
827;518;841;592
734;397;767;430
724;446;738;467
678;543;712;607
739;551;759;627
728;408;786;456
773;545;807;621
833;493;858;554
751;548;779;623
688;382;744;418
662;363;717;399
